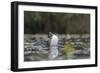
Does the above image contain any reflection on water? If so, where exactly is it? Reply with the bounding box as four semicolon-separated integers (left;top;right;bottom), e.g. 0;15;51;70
24;34;90;61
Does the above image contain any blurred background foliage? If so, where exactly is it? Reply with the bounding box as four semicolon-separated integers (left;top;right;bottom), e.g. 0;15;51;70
24;11;90;34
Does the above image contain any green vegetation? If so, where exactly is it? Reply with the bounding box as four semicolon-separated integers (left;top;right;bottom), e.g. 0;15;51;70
63;41;75;55
24;11;90;34
24;11;90;61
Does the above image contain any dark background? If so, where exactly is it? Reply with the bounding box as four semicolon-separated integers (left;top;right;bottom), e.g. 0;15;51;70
24;11;90;34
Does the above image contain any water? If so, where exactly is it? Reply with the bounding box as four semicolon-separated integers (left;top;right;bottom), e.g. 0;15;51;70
24;34;90;61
